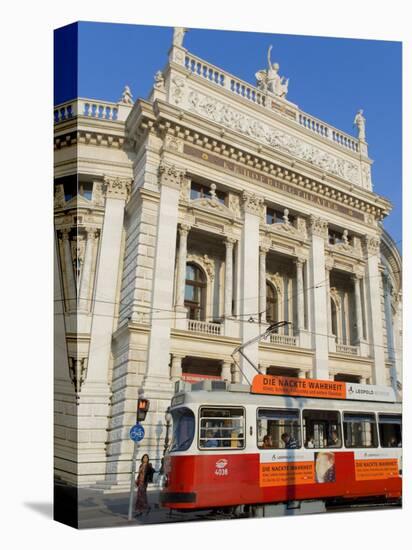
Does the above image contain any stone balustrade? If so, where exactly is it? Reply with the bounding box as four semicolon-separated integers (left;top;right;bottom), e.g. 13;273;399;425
187;319;222;335
179;50;361;155
336;342;359;355
54;98;131;125
269;333;297;347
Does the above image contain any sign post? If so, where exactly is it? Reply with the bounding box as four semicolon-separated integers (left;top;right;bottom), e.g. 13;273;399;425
127;422;146;521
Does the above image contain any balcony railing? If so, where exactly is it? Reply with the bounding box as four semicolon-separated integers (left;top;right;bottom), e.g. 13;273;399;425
336;342;359;355
54;98;130;124
269;333;297;347
187;319;222;335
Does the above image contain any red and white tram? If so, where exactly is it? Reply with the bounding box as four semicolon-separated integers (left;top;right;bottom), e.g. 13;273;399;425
160;375;402;516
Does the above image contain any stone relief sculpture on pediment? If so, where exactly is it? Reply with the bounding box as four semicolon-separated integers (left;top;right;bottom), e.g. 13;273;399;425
266;211;307;241
189;184;235;218
186;89;360;185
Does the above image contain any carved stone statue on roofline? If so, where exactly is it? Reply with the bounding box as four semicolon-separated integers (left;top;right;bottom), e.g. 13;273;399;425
172;27;187;48
353;109;366;141
119;85;133;105
255;45;289;99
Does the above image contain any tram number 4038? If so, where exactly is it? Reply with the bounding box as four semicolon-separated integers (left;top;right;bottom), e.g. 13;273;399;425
215;459;229;476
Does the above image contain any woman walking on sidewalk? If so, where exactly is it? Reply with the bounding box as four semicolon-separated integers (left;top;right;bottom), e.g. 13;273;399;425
135;454;155;516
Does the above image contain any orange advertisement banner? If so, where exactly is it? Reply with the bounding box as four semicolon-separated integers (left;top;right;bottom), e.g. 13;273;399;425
355;459;399;481
251;374;346;399
260;462;315;487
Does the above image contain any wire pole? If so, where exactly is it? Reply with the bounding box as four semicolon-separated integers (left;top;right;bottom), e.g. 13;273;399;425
127;441;139;521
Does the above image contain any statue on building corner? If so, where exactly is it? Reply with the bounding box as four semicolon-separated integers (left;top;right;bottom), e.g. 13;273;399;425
353;109;366;141
154;70;165;90
119;85;133;105
255;45;289;99
172;27;187;48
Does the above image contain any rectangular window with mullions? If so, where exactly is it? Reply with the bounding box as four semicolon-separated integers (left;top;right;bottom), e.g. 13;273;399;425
257;408;301;449
199;407;245;450
343;412;378;448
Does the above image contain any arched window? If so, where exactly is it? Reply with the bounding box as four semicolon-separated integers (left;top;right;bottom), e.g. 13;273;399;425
184;263;206;321
266;282;278;324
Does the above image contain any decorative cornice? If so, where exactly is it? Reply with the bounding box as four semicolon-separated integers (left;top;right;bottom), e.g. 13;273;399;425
186;88;362;186
140;109;391;221
102;176;131;200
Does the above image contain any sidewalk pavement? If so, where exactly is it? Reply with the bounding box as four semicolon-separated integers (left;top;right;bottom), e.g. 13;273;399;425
77;486;214;529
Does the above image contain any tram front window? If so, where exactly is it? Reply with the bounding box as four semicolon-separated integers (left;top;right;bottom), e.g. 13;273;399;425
199;407;245;449
257;409;301;449
170;408;195;452
379;414;402;447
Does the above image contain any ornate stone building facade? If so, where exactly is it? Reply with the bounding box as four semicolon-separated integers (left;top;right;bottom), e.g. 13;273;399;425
54;29;402;490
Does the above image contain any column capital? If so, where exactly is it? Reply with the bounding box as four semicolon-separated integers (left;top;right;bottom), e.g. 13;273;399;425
241;191;264;216
178;223;191;236
159;162;186;190
363;234;381;255
61;228;71;240
259;237;271;254
84;226;97;238
224;236;237;247
309;215;328;239
102;176;132;200
352;271;363;281
325;257;334;271
294;256;305;267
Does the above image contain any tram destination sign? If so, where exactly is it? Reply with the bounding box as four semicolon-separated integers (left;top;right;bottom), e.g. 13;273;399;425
251;375;397;403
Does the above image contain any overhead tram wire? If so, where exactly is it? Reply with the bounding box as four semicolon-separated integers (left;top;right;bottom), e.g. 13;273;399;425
54;236;402;316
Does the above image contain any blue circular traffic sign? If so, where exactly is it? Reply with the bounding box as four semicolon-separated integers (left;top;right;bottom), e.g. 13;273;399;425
129;423;145;442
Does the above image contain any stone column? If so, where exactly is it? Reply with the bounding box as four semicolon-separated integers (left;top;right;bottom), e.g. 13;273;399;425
221;361;232;382
239;192;264;383
144;164;184;388
363;235;386;385
295;258;305;331
308;216;329;379
175;224;190;307
382;271;398;391
352;274;364;343
79;175;131;480
170;354;184;382
79;227;96;312
259;244;269;323
325;263;333;335
61;228;76;310
224;238;235;317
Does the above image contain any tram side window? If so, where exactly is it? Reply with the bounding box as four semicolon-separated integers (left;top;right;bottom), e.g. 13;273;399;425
199;407;245;449
379;414;402;447
302;410;342;448
343;412;378;448
257;409;301;449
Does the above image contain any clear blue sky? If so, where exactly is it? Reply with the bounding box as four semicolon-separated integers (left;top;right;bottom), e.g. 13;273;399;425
55;22;402;248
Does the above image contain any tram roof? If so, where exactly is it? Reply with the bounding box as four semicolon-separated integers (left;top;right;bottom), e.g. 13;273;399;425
171;378;401;411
